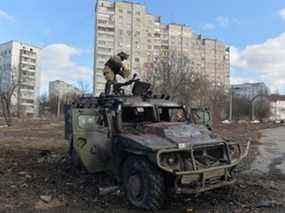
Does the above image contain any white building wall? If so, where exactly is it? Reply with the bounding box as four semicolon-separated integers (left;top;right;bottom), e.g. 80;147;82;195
271;101;285;121
49;80;81;99
0;41;41;116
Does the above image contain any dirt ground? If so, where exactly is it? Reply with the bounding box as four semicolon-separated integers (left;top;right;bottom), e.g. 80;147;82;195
0;119;285;213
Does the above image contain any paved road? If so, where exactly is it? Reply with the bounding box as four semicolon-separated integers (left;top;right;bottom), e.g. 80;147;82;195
251;126;285;175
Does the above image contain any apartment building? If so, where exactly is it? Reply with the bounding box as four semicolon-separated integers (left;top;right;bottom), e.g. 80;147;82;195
94;0;230;96
49;80;81;100
203;39;230;88
232;82;270;100
0;41;41;116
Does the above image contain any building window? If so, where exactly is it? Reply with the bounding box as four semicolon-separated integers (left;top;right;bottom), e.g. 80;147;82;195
98;19;108;24
98;26;115;32
22;85;34;90
135;58;140;62
98;40;106;45
21;99;34;104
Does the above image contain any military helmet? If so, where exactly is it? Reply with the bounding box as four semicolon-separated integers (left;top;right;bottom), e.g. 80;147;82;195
117;52;129;60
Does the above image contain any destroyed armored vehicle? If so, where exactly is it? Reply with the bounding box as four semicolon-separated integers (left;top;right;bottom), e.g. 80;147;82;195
64;80;250;210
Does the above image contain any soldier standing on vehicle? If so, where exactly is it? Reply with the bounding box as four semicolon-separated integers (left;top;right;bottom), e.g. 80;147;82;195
103;52;131;94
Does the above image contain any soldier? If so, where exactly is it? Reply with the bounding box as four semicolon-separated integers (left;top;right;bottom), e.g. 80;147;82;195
103;52;131;94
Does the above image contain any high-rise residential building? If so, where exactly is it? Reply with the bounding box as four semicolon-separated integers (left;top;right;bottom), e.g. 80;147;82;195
0;41;41;116
203;39;230;88
49;80;81;100
94;0;230;96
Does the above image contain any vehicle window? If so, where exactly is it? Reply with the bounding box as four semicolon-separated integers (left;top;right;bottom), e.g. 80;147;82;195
78;115;96;129
159;107;186;122
96;111;108;127
204;112;211;122
192;110;202;123
122;107;155;123
192;110;211;124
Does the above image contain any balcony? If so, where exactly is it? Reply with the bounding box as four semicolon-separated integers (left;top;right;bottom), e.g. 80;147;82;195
21;52;37;60
20;50;37;59
97;26;115;35
20;60;36;67
21;80;36;87
97;20;115;29
21;66;36;73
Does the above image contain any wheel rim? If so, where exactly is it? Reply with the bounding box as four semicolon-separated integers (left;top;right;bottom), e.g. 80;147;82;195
128;173;144;200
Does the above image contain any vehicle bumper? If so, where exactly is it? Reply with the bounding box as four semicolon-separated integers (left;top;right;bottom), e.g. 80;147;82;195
157;141;250;194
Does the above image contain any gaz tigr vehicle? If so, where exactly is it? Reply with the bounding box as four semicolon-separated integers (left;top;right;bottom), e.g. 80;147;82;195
64;81;250;210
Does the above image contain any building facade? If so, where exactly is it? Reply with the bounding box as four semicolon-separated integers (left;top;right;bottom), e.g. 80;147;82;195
232;82;270;100
0;41;41;116
94;0;230;96
269;94;285;122
49;80;81;100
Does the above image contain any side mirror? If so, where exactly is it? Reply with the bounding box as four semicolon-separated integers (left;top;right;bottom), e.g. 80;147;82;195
116;104;122;113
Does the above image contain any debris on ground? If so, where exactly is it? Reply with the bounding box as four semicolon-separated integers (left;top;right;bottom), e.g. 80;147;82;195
40;195;52;203
0;119;284;213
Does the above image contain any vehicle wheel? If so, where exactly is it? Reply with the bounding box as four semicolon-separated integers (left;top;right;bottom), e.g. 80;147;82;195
122;157;165;210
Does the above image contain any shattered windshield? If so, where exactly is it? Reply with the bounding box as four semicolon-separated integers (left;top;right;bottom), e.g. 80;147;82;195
158;107;186;122
122;106;156;123
192;109;211;124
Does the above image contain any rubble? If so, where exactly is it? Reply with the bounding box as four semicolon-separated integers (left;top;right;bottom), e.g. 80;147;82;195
40;195;52;203
0;119;284;212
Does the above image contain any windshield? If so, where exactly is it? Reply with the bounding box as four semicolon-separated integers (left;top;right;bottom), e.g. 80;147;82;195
158;107;186;122
122;106;156;123
192;109;211;124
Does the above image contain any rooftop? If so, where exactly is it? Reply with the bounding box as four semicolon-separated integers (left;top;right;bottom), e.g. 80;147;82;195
0;40;42;49
232;82;267;87
269;94;285;102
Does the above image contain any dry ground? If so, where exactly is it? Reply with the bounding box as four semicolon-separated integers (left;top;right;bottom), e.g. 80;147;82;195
0;119;284;213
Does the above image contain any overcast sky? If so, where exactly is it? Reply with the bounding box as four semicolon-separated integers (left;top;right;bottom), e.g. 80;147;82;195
0;0;285;94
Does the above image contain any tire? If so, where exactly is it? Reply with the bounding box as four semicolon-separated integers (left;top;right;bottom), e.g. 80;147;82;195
122;157;165;210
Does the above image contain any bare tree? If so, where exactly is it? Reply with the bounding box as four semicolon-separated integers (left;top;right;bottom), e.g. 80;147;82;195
147;52;227;122
48;92;80;117
230;96;250;120
254;99;271;121
148;52;209;106
39;93;49;117
76;80;91;95
0;65;19;126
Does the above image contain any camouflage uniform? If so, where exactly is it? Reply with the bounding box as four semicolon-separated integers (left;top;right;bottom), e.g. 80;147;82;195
103;52;130;94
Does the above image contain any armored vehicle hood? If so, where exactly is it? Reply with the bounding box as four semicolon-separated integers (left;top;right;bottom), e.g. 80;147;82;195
121;122;223;151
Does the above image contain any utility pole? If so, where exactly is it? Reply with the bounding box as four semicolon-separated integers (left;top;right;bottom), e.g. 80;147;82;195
251;100;255;121
229;86;233;121
57;95;61;118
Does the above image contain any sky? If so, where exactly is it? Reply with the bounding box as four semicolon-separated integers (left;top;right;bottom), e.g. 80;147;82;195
0;0;285;94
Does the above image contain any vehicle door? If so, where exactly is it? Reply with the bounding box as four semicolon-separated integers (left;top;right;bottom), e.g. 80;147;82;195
72;108;111;173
